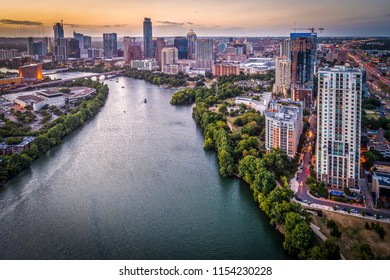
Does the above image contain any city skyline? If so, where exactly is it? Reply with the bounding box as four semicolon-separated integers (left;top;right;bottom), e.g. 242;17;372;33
1;0;389;37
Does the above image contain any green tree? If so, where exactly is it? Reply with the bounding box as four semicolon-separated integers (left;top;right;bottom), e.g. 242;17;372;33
34;135;51;154
322;239;341;260
358;244;374;260
284;222;313;256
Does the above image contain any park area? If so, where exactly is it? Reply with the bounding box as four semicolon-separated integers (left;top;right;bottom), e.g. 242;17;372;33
311;210;390;259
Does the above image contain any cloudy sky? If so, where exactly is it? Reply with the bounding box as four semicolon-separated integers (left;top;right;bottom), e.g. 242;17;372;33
0;0;389;37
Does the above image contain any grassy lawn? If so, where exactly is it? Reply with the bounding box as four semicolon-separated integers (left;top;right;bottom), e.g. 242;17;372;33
311;210;390;259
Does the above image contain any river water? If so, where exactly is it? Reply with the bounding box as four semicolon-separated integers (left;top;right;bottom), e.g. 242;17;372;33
0;76;287;259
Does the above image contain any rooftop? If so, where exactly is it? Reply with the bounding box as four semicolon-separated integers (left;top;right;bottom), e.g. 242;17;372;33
318;65;362;73
265;100;302;123
373;171;390;188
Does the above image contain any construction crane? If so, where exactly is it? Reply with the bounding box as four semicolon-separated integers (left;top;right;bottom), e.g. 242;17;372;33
292;27;324;33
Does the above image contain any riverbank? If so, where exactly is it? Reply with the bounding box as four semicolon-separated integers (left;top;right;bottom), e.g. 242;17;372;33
170;80;343;260
0;78;109;184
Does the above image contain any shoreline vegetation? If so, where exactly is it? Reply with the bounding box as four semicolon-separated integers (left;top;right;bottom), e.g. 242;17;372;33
0;78;109;184
170;74;343;260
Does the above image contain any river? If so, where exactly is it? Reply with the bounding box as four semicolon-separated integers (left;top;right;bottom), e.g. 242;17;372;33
0;76;287;259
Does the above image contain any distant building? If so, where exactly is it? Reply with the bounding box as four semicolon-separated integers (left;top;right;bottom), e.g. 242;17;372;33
240;57;275;74
143;18;153;58
0;49;18;60
316;66;362;189
53;21;64;41
0;136;35;156
273;56;291;97
161;47;178;66
196;38;214;69
280;38;290;57
88;48;104;59
290;33;316;99
174;37;189;59
0;77;22;86
212;64;240;77
265;99;303;158
68;38;81;58
130;59;159;71
124;39;142;65
187;29;197;60
103;33;118;58
54;38;69;60
18;64;43;81
155;37;166;69
28;37;42;56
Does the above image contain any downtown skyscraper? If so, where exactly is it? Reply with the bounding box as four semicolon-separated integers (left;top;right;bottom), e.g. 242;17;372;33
53;21;64;41
196;38;214;69
103;33;118;58
316;66;363;190
143;18;153;58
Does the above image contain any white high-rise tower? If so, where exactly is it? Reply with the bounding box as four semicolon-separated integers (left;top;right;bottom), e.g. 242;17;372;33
316;66;363;190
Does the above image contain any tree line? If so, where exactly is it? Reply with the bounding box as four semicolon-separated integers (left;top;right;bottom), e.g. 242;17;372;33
0;79;109;184
171;74;341;259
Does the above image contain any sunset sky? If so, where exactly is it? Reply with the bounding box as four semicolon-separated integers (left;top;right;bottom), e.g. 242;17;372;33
1;0;389;37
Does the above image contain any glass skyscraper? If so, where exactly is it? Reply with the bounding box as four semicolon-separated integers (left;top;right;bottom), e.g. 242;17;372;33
143;18;153;58
53;21;64;41
103;33;118;58
174;37;188;59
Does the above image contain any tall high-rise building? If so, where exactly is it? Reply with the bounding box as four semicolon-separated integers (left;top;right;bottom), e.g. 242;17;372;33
53;21;64;41
280;38;290;57
128;42;142;64
265;100;303;158
187;29;197;60
68;38;81;58
103;33;118;58
83;36;92;49
196;38;214;69
123;36;134;63
54;38;68;60
155;37;166;69
143;18;153;58
290;33;316;86
273;56;291;97
174;37;189;59
73;31;84;50
316;66;363;190
161;47;178;66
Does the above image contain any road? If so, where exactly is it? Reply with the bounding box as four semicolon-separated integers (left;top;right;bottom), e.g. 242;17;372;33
290;112;390;220
9;70;125;93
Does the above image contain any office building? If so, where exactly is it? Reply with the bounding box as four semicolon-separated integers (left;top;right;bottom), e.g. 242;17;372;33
18;64;43;81
187;29;197;60
196;38;214;69
131;59;159;71
0;49;18;60
273;56;291;97
161;47;178;66
54;38;68;60
280;38;290;57
290;32;316;86
88;48;104;58
316;66;363;189
53;21;64;40
143;18;153;58
155;37;166;69
123;36;134;63
265;100;303;158
68;38;81;58
174;37;189;59
103;33;118;58
212;64;240;77
27;38;47;57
